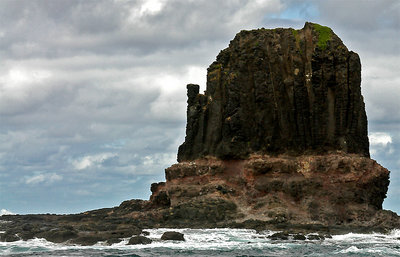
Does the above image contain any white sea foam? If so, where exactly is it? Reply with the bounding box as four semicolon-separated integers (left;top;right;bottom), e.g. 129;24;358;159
0;228;286;254
1;228;400;256
340;245;362;253
332;229;400;244
389;228;400;237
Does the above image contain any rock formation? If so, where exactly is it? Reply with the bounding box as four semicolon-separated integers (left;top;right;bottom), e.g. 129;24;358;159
178;22;369;161
151;22;395;230
1;22;398;245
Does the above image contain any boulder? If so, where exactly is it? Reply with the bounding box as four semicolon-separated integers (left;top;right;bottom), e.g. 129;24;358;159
292;234;306;240
161;231;185;241
106;238;123;245
268;232;289;240
70;235;105;246
128;236;152;245
307;234;325;240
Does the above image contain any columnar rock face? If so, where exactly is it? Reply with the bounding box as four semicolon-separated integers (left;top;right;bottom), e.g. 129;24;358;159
178;22;369;161
152;22;393;230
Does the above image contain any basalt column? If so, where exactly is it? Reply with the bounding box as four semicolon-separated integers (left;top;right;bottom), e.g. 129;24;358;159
178;22;369;161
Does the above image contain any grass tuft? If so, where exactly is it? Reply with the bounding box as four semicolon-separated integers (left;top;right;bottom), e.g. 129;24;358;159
312;23;332;50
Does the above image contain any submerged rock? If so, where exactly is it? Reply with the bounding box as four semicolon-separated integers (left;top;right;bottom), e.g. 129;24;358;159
307;234;325;240
268;232;289;240
128;236;152;245
106;238;123;245
70;235;105;246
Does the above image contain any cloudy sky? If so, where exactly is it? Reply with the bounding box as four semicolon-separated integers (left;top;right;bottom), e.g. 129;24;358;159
0;0;399;215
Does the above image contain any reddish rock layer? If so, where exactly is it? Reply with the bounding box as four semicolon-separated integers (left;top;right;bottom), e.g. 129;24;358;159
151;153;390;227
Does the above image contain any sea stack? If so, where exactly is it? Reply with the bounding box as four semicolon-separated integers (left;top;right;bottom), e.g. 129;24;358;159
150;22;397;230
1;23;398;245
178;22;369;161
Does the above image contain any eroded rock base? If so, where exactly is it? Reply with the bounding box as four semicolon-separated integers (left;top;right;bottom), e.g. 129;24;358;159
150;153;394;230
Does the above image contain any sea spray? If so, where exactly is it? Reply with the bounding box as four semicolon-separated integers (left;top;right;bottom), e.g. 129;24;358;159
1;228;400;257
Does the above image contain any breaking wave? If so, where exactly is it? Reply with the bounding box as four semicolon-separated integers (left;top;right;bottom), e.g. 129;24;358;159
0;209;14;216
1;228;400;256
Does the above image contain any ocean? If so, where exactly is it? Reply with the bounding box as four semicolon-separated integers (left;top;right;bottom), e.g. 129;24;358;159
1;228;400;257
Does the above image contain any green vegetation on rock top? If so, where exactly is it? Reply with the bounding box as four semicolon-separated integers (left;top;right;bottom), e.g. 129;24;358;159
312;23;332;50
291;29;298;38
292;29;302;53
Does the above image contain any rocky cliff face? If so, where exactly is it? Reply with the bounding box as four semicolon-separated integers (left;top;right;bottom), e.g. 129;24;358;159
152;153;390;228
178;22;369;161
151;22;393;230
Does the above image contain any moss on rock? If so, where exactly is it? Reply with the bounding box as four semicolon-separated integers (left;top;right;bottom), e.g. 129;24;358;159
313;23;332;50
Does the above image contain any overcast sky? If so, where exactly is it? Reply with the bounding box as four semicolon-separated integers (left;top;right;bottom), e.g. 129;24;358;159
0;0;399;215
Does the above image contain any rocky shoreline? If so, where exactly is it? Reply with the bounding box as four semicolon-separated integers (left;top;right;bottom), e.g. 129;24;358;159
1;199;398;245
1;154;399;245
2;22;399;245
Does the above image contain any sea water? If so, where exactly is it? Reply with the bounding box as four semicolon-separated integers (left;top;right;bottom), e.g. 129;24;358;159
1;228;400;257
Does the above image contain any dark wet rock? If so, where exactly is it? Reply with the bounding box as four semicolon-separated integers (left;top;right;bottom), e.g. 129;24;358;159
128;236;152;245
118;199;148;212
0;231;19;242
106;237;122;245
268;232;289;240
229;219;271;232
38;229;78;243
293;234;306;240
150;182;171;208
307;234;325;240
161;231;185;241
163;198;237;226
108;228;142;238
18;231;36;241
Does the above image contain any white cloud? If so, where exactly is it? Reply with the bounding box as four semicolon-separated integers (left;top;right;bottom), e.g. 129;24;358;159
150;66;206;121
72;153;117;170
362;55;400;123
25;173;62;185
140;0;165;15
0;209;15;216
0;67;50;86
369;132;392;146
231;0;283;28
369;132;394;156
0;67;53;115
141;152;175;170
